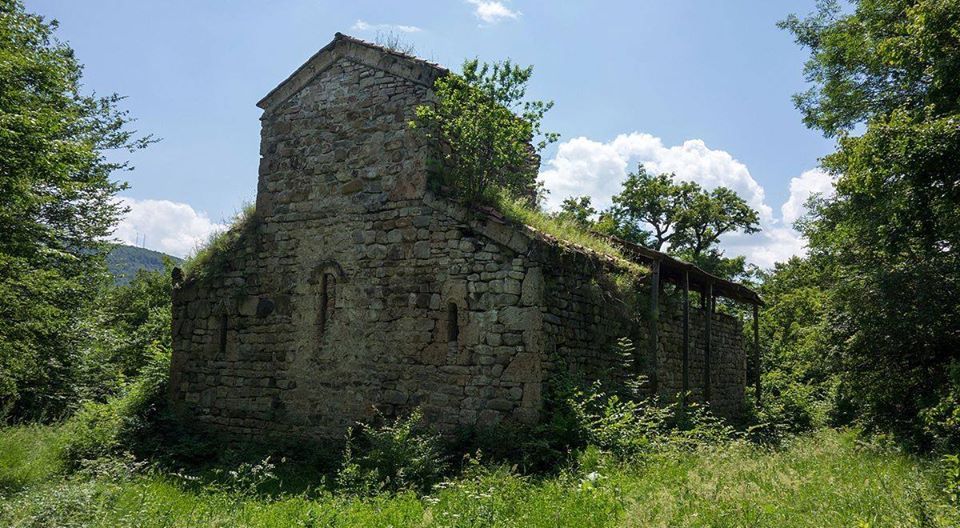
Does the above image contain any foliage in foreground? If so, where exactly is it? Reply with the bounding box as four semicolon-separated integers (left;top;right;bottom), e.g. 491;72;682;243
780;0;960;451
58;346;171;469
336;410;448;495
1;426;958;527
0;0;151;422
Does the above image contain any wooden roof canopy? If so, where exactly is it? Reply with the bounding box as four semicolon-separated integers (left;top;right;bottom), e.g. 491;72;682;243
609;235;764;306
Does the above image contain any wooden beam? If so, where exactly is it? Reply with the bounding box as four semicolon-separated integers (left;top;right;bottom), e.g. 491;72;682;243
704;283;712;402
648;259;661;395
682;270;690;408
753;303;761;404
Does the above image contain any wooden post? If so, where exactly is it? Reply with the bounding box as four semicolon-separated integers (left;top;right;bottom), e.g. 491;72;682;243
681;270;690;408
648;259;660;394
753;303;761;404
704;283;712;402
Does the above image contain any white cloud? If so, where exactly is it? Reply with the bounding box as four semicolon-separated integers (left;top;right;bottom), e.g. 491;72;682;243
351;19;422;34
540;133;771;220
781;168;835;225
538;132;836;268
467;0;520;24
113;197;226;258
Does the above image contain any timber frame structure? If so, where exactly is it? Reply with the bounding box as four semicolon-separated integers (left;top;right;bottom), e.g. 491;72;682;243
610;236;764;406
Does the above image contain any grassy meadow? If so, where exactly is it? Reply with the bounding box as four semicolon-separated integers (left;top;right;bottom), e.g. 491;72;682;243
1;425;956;527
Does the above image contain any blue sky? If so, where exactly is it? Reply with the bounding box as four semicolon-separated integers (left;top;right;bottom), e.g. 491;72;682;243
26;0;836;267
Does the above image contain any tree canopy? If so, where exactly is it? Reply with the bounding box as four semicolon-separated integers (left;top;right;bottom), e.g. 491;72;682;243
0;0;150;420
556;165;760;280
777;0;960;450
413;59;558;203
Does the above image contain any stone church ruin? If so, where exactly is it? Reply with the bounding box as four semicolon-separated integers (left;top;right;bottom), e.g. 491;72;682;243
169;33;763;440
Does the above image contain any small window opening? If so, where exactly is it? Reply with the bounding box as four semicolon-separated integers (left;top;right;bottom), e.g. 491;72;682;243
218;314;228;354
318;273;336;334
447;302;459;344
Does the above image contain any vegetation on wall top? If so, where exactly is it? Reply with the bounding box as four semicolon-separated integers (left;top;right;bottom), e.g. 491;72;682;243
181;203;257;283
412;59;558;203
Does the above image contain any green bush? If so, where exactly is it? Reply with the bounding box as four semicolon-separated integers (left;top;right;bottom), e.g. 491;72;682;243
76;264;174;404
942;454;960;508
921;362;960;453
752;370;832;440
567;380;737;460
336;409;448;495
57;345;170;469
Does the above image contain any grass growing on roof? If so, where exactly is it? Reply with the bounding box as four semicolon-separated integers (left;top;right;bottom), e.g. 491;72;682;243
182;202;257;282
488;190;646;276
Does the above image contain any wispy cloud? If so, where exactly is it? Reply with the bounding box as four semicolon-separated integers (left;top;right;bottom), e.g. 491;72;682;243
351;19;422;34
466;0;521;24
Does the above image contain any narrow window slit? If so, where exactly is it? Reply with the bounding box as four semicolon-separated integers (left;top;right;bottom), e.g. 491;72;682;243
447;302;459;345
318;273;336;336
218;314;228;354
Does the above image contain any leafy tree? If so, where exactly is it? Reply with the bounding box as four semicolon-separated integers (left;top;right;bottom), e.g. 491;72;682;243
0;1;150;421
554;195;596;228
780;0;960;137
782;0;960;449
754;257;842;434
413;59;558;202
609;167;698;251
606;164;760;279
670;186;760;259
77;264;174;402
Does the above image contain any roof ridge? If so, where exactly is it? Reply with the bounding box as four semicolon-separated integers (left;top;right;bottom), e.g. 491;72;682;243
257;32;448;110
331;32;448;75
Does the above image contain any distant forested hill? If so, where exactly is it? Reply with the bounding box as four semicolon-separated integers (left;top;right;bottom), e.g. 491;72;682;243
106;244;182;285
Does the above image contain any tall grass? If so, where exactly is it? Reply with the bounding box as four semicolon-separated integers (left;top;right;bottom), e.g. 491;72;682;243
1;427;956;527
182;202;257;281
0;425;62;493
488;191;646;276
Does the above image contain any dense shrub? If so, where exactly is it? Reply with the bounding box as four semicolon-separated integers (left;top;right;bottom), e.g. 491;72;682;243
943;454;960;509
567;381;737;460
336;410;448;495
57;345;170;469
75;264;174;403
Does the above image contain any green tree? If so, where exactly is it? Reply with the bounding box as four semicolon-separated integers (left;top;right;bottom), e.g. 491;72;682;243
413;59;558;202
554;195;597;228
77;263;174;402
782;0;960;449
609;167;698;251
0;1;150;421
606;164;760;279
755;257;841;434
671;186;761;259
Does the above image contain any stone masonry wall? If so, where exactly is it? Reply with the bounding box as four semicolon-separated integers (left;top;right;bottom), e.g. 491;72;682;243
657;294;745;417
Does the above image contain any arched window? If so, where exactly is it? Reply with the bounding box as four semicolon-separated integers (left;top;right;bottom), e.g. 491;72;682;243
318;273;336;335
